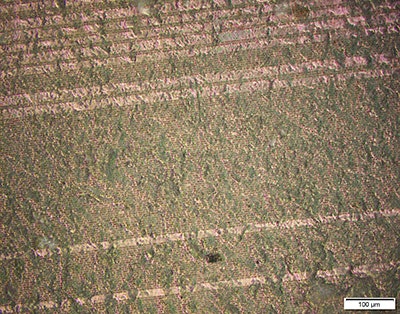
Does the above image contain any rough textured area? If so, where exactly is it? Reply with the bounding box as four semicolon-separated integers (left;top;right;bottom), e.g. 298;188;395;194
0;0;399;312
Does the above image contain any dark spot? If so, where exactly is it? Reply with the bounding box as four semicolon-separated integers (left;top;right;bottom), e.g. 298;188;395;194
291;3;310;20
205;253;223;263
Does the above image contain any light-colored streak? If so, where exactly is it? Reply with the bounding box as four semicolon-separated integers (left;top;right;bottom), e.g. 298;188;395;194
2;64;398;120
1;208;399;261
2;0;395;69
0;260;398;313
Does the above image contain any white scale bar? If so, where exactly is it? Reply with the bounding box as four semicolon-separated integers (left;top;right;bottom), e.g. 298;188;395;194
344;298;396;310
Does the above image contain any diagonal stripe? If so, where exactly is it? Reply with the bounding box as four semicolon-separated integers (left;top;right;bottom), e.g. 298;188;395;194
0;260;398;313
1;208;399;261
2;65;398;120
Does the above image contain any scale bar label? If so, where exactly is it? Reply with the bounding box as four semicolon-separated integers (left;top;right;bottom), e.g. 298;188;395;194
344;298;396;310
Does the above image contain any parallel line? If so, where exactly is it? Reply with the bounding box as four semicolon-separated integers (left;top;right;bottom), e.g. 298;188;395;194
0;259;398;312
2;208;399;261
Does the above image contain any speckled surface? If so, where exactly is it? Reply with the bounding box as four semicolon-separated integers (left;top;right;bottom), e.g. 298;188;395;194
1;0;399;312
